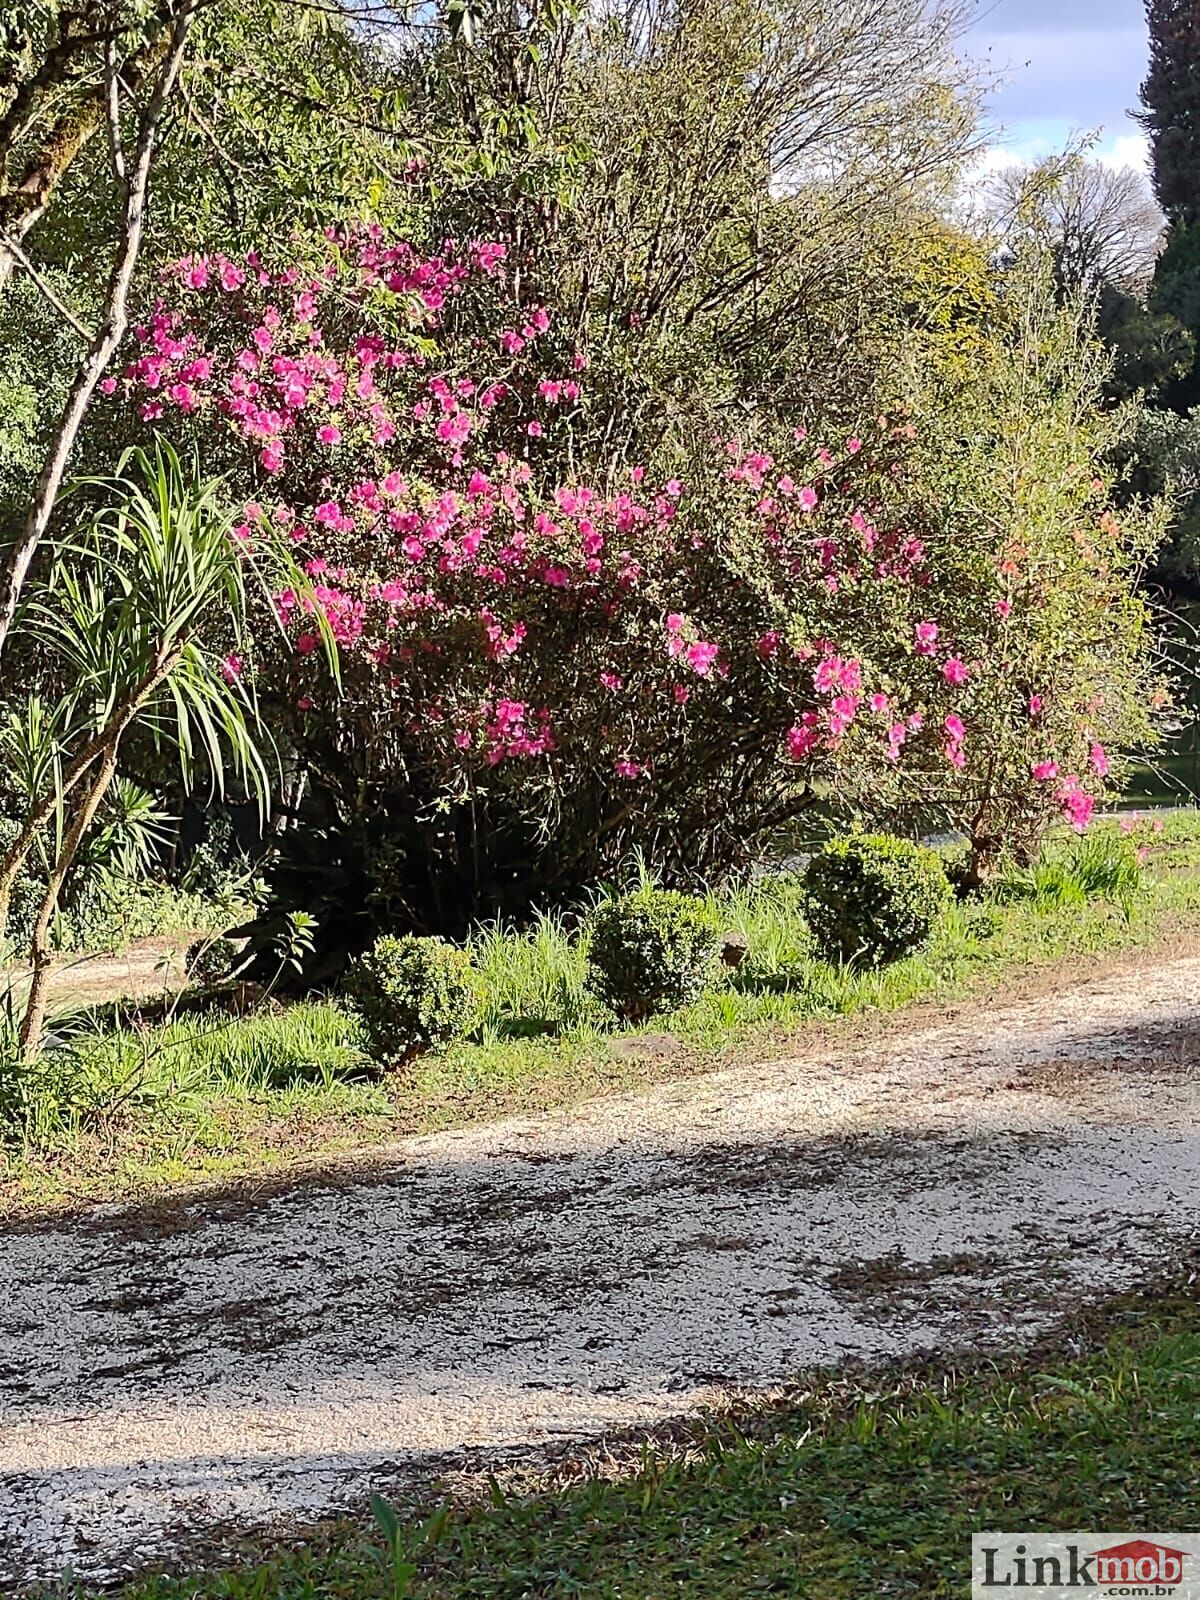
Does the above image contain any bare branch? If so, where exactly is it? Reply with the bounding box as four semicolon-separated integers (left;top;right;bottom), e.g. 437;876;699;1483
0;228;95;341
0;0;202;661
104;35;128;190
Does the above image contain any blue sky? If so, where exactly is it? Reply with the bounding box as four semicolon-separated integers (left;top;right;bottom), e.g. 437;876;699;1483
964;0;1150;170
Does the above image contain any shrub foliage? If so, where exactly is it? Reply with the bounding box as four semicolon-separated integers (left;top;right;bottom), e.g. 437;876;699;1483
95;238;1166;932
802;833;952;968
586;890;726;1020
344;933;480;1064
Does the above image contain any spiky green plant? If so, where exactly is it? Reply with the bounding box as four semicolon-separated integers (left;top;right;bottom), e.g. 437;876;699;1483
0;438;332;1056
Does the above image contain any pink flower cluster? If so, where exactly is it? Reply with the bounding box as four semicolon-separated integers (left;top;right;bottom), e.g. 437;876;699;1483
102;233;1127;827
1032;738;1110;831
481;699;555;764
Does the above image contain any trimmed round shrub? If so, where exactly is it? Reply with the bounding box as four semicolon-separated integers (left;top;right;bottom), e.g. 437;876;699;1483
344;933;480;1064
586;890;726;1020
802;833;952;968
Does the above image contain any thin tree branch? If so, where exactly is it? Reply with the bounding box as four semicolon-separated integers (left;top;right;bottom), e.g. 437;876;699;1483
0;229;94;340
104;35;127;190
0;0;202;662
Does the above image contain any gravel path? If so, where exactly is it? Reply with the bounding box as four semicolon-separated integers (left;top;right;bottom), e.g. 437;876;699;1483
5;954;1200;1588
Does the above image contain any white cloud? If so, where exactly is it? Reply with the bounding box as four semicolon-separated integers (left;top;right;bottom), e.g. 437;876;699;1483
970;146;1029;178
1097;132;1151;174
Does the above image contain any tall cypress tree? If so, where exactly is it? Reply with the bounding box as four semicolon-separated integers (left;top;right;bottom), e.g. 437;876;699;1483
1142;0;1200;222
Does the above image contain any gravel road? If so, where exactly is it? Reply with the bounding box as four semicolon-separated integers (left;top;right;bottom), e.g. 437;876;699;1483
4;953;1200;1588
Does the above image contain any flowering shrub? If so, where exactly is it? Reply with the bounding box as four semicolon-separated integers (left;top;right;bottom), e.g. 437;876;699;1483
802;834;952;967
96;234;1167;927
586;889;725;1019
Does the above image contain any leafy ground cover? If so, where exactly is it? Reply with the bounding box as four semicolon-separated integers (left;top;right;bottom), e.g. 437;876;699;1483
52;1260;1200;1600
3;813;1199;1216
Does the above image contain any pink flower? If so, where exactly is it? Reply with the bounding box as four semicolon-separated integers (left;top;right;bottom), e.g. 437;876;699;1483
846;437;862;455
474;240;507;274
786;717;821;760
995;598;1012;619
1090;742;1110;778
614;757;648;779
942;657;969;686
526;421;543;438
944;713;966;744
221;653;243;684
1029;694;1044;717
1032;761;1059;781
869;693;889;714
813;655;862;696
686;641;720;676
797;486;819;511
673;683;690;705
756;631;782;660
828;694;859;736
317;423;341;445
1057;776;1094;832
914;621;939;656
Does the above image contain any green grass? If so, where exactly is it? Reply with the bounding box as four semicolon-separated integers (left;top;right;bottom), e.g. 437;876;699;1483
11;1000;374;1144
6;813;1200;1214
77;1270;1200;1600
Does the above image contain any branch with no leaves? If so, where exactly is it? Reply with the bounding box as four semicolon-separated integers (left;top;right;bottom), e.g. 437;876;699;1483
0;229;94;341
104;35;128;190
0;0;204;662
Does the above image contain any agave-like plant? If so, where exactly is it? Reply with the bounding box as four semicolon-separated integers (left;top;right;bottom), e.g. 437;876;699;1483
0;437;330;1058
79;778;176;879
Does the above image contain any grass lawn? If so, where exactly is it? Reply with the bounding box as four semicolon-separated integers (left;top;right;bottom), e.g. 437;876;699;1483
71;1266;1200;1600
5;812;1200;1215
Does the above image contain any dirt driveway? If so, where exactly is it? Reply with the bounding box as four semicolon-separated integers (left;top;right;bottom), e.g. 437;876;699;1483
3;953;1200;1588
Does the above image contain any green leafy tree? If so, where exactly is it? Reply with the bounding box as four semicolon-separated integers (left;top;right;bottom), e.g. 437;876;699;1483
1141;0;1200;225
1098;283;1193;402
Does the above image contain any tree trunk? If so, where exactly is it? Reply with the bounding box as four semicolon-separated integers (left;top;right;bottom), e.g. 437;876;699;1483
0;9;175;297
0;653;184;943
19;743;120;1060
0;0;198;659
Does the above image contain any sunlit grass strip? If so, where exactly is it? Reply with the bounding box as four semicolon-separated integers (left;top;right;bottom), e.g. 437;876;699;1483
6;813;1200;1208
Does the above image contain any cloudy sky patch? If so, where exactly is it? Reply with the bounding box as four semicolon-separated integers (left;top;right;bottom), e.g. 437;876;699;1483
964;0;1150;170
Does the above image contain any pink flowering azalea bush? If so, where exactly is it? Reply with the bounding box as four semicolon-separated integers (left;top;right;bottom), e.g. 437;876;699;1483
95;233;1166;929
